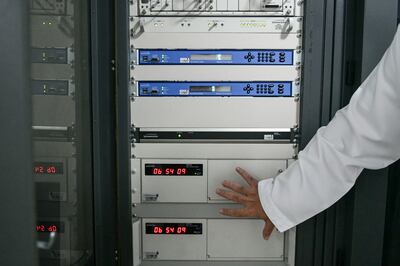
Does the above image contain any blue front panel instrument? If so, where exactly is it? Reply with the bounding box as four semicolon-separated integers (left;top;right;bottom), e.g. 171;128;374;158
138;49;294;65
138;82;292;97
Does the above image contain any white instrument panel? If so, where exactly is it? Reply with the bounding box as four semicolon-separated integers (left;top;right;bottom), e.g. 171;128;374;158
132;0;303;17
132;143;297;160
131;97;299;129
142;218;208;260
131;144;297;204
130;17;303;49
137;159;287;203
141;218;284;261
131;17;302;34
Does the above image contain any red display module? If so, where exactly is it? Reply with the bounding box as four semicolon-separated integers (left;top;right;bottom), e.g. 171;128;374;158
151;167;187;175
36;221;65;233
145;164;203;176
145;223;202;235
33;162;63;175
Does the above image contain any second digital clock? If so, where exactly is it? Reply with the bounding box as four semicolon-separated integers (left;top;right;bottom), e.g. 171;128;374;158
144;164;203;176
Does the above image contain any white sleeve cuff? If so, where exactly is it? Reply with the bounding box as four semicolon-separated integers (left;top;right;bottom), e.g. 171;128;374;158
258;178;295;232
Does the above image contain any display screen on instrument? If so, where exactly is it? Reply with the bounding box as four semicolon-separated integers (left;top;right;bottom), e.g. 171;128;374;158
190;54;232;61
145;223;203;235
145;164;203;176
190;86;213;92
215;86;232;92
33;162;63;175
189;86;232;93
36;221;65;233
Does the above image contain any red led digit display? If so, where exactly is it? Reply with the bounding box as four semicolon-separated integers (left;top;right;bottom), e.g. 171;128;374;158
36;222;65;233
145;223;202;235
33;162;63;175
145;164;202;176
151;168;187;175
177;227;186;234
165;168;174;175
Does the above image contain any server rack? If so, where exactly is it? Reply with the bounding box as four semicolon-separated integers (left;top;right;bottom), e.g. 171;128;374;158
114;0;399;265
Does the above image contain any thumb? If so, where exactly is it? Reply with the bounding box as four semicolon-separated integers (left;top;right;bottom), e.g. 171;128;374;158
262;220;275;240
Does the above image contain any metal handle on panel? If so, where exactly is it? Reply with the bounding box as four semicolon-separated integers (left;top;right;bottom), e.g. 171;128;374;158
145;251;159;259
130;18;145;39
283;18;293;33
36;231;57;250
143;194;159;202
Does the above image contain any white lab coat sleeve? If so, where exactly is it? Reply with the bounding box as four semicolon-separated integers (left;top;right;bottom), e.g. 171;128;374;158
258;27;400;232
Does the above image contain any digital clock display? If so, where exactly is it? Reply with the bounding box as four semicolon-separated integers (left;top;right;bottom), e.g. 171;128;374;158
33;162;63;175
145;223;203;235
145;164;203;176
36;221;65;233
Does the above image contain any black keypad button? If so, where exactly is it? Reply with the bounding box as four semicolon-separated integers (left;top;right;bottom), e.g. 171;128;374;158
244;52;255;62
243;84;254;94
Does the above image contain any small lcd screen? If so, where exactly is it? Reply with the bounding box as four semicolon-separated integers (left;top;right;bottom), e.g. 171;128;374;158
36;221;65;233
190;86;213;92
34;162;63;175
145;223;203;235
145;164;203;176
189;86;231;93
215;86;231;92
190;54;232;61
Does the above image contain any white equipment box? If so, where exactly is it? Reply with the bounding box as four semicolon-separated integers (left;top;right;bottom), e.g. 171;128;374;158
141;219;285;261
132;0;303;17
129;17;303;49
131;98;299;128
138;159;287;203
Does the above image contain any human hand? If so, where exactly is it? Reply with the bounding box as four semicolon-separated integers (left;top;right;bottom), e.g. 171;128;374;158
216;167;275;240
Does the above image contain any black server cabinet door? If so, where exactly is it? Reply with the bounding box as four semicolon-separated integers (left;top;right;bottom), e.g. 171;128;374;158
296;0;399;266
0;1;37;265
29;0;95;265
